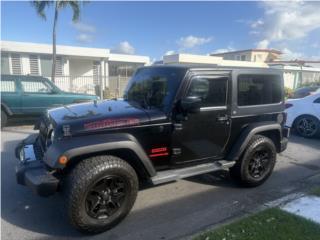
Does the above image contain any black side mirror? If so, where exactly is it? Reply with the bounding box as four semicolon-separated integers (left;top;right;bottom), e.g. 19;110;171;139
181;96;202;113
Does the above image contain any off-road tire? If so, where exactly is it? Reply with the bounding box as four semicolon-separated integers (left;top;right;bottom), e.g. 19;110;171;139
230;135;276;187
294;115;320;138
1;109;8;128
64;155;138;234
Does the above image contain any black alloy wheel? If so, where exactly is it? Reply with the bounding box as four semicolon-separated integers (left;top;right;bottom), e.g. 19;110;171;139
229;135;276;187
85;175;128;220
65;155;138;234
296;116;319;138
248;148;272;180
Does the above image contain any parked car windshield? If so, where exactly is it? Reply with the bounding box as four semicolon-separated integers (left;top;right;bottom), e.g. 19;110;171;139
123;67;186;112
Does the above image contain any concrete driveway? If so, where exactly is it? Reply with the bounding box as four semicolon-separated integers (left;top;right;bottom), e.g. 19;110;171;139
1;126;320;240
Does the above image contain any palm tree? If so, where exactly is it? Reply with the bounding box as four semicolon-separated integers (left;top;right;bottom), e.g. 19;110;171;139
31;1;80;83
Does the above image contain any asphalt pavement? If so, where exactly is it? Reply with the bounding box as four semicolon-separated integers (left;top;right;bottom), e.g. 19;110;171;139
1;126;320;240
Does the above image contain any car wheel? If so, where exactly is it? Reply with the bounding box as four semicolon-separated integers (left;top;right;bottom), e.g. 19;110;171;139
1;109;8;128
230;135;276;187
64;155;138;234
294;115;320;138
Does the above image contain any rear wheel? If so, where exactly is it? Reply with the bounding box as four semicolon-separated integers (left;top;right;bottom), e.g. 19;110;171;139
230;135;276;187
1;109;8;128
294;115;319;138
64;155;138;234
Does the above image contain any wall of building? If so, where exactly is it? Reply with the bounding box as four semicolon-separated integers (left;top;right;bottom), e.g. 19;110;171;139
69;58;94;76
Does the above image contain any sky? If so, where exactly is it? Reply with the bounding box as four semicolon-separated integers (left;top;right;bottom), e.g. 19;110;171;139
1;1;320;61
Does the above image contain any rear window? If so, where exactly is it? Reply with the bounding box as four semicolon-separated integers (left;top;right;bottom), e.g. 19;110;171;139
238;74;282;106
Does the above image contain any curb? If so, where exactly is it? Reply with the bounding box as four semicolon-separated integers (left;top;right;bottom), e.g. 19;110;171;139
183;172;320;240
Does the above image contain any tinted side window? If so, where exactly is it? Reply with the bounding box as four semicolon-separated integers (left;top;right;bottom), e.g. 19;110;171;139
238;74;282;106
21;80;51;93
187;76;228;107
1;80;16;92
314;97;320;103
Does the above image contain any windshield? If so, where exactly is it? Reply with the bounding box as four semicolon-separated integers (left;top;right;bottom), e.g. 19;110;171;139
124;67;186;112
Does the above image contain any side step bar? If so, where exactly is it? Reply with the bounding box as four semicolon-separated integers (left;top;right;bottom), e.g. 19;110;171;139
151;160;235;185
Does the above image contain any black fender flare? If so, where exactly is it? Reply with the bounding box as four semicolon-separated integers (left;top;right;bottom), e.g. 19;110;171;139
44;133;156;177
226;122;282;161
1;103;13;116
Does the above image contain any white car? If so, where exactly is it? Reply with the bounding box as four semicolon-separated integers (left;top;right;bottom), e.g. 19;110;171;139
285;93;320;138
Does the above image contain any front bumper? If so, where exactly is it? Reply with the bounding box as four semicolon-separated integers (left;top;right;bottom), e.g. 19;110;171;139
15;134;59;197
280;127;290;152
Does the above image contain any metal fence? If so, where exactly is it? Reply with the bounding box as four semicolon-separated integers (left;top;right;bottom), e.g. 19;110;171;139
49;75;130;99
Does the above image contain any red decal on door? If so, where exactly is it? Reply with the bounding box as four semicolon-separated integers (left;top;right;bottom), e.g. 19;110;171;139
151;147;168;154
149;147;169;158
149;152;169;157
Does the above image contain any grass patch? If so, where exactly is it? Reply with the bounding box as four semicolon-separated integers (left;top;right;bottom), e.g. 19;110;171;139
194;208;320;240
310;187;320;197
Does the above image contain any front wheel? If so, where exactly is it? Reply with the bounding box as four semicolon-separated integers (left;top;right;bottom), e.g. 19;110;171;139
230;135;276;187
64;155;138;234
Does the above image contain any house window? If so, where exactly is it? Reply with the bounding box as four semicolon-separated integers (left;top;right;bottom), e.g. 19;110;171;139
11;53;22;75
241;55;246;61
29;55;40;75
55;56;63;76
238;74;282;106
93;61;101;85
235;55;241;61
1;53;10;74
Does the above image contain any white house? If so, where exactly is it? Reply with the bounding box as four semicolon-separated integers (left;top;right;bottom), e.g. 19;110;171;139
210;49;282;63
163;53;269;68
267;61;320;89
1;41;150;97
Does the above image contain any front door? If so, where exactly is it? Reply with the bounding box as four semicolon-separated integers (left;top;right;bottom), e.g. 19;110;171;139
20;78;60;114
172;73;231;164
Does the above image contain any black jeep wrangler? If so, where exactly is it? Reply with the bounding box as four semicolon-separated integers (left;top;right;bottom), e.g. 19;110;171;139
15;65;289;233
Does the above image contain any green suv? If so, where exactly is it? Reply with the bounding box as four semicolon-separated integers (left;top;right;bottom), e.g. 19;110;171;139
1;75;98;127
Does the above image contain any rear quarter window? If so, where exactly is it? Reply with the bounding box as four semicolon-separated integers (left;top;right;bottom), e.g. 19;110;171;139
1;80;16;93
237;74;282;106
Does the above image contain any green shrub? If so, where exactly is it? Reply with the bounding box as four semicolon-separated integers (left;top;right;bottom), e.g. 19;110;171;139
284;87;293;99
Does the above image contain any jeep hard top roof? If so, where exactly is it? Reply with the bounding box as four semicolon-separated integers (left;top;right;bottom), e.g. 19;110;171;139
140;64;282;75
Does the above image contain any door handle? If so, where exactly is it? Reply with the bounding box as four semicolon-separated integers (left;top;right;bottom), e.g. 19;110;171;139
217;115;229;122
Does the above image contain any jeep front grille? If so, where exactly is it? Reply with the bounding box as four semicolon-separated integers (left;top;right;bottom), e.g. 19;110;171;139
38;116;50;151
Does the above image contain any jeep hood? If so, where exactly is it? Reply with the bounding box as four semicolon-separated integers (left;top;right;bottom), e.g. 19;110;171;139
47;100;154;133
